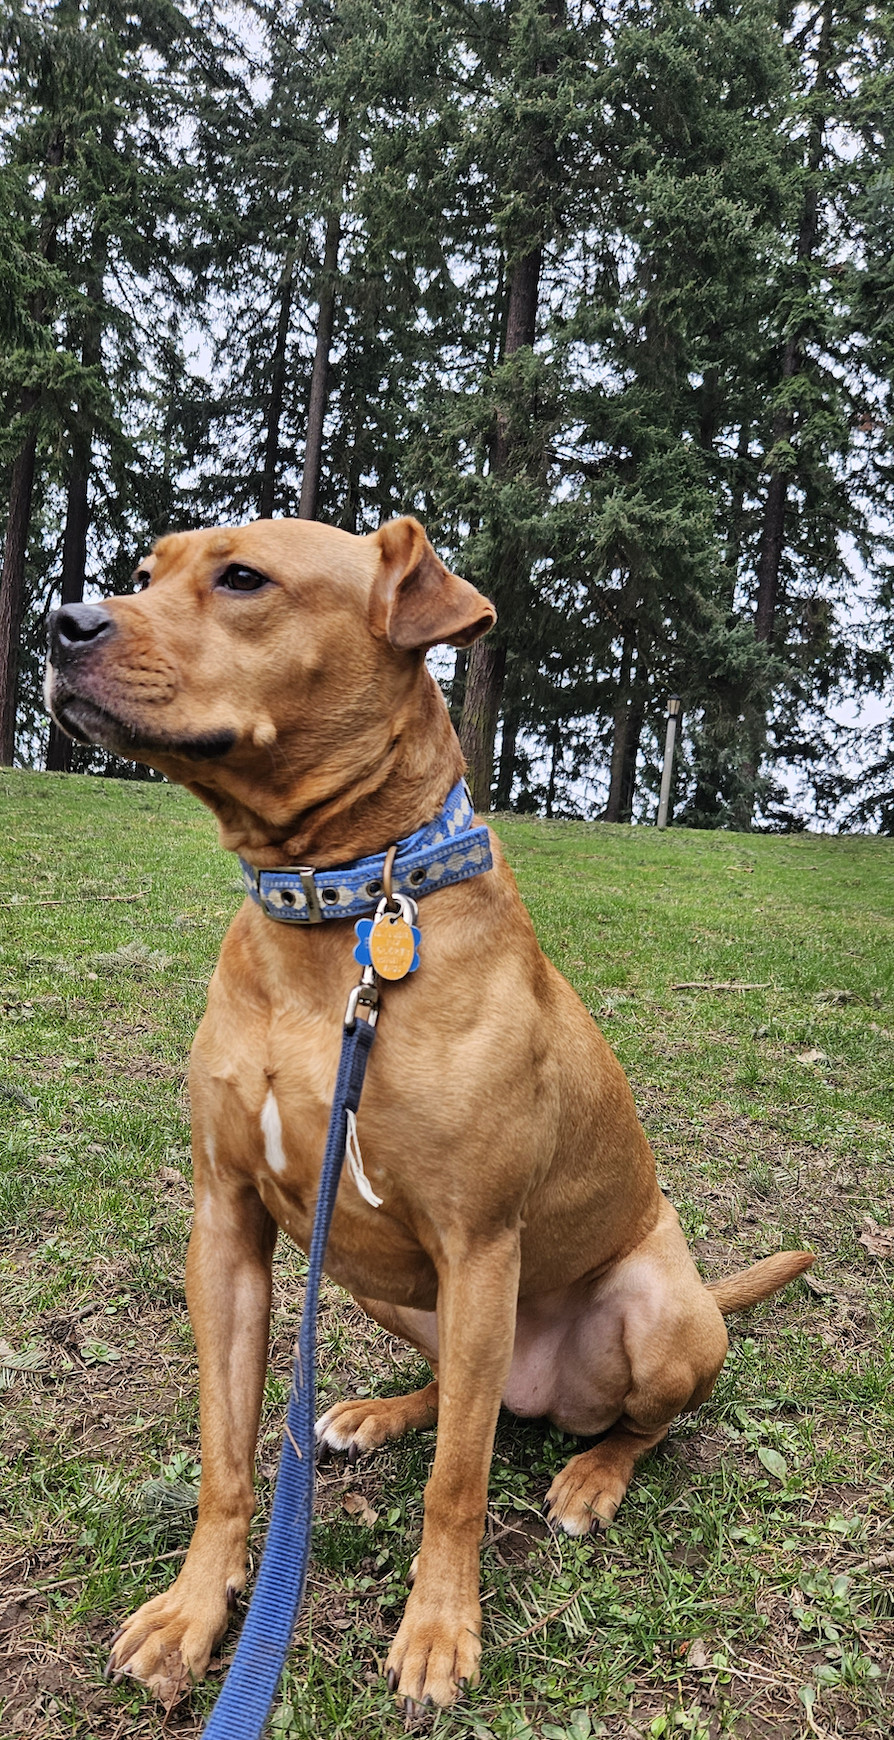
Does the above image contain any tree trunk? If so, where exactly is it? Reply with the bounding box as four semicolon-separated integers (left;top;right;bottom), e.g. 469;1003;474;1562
0;419;39;766
45;444;91;772
449;647;467;729
459;246;541;807
604;628;637;823
724;421;751;612
460;643;506;811
46;247;105;773
0;125;64;765
455;0;565;806
691;423;753;823
735;701;767;834
258;244;296;520
501;249;542;386
742;1;835;828
494;700;519;809
545;722;560;818
754;0;833;646
754;336;799;644
298;208;341;521
621;692;645;822
491;243;542;480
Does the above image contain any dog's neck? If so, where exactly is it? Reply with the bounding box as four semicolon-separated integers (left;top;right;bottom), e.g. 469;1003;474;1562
185;670;468;870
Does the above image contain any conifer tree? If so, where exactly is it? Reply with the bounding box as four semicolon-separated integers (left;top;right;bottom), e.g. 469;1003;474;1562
729;0;894;825
0;3;67;765
0;0;204;766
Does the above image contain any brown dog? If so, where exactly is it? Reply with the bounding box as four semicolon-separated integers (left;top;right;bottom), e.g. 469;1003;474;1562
46;516;813;1710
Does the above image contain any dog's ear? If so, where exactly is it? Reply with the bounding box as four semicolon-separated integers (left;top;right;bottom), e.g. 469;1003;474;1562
370;517;496;651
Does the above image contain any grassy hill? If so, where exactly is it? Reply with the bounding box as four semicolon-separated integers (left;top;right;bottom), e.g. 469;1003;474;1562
1;771;892;1739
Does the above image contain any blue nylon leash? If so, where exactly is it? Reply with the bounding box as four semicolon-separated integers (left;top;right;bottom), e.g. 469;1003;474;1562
201;785;492;1735
202;1013;377;1739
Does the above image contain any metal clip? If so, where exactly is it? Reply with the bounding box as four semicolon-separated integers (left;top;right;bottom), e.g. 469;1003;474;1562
344;966;379;1030
373;891;418;927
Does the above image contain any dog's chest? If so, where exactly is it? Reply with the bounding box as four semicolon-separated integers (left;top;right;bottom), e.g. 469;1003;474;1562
192;1004;439;1307
255;1163;438;1306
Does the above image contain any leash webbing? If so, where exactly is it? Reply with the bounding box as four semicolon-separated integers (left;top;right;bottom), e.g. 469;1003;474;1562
202;1014;377;1739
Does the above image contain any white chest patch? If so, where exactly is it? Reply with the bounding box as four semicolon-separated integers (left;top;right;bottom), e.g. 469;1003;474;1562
260;1088;287;1174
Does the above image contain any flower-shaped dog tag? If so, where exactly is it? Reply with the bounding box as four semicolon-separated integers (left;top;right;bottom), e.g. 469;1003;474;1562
354;895;420;981
369;912;419;980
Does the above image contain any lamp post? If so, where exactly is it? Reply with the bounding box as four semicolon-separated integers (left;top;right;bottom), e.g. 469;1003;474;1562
656;694;682;830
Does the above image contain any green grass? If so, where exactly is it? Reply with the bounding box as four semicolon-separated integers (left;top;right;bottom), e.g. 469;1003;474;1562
1;771;892;1739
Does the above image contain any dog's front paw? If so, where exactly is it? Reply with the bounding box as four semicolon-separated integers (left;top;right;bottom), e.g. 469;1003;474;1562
543;1448;626;1535
105;1575;233;1706
384;1582;481;1708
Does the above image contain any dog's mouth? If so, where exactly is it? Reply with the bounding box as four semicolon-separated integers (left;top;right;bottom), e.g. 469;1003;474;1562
46;669;237;764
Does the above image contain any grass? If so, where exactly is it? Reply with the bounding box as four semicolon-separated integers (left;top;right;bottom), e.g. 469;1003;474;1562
1;769;892;1740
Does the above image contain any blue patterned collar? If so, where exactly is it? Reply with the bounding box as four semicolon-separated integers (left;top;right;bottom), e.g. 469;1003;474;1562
239;780;492;925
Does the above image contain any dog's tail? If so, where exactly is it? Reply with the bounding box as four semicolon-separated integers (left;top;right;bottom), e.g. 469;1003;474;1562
708;1249;814;1316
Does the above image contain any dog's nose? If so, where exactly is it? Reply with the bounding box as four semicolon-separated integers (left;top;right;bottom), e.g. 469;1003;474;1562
50;602;115;658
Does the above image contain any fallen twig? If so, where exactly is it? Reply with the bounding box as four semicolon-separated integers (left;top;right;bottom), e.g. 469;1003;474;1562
26;1544;187;1596
852;1549;894;1573
509;1587;583;1642
0;891;145;908
671;980;772;992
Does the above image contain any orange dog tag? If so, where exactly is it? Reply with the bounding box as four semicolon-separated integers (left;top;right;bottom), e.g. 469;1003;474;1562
369;914;417;980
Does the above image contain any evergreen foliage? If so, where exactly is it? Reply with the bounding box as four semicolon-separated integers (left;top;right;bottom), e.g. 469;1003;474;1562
1;0;891;827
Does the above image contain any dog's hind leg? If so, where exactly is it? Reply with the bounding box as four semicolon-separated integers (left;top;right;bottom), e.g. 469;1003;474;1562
542;1204;729;1537
544;1421;673;1535
316;1297;440;1459
317;1379;439;1460
542;1218;814;1536
543;1302;728;1535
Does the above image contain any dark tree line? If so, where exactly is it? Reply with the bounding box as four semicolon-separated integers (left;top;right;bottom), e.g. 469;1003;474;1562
2;0;893;828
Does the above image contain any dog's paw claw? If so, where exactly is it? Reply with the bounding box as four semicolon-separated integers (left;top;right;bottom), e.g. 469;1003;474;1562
387;1667;398;1692
402;1693;432;1720
347;1441;359;1467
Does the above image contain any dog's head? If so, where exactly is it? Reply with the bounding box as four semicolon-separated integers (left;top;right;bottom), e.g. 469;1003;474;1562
45;517;495;859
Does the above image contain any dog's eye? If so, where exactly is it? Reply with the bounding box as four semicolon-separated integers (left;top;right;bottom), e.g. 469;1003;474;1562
217;565;271;593
133;569;151;593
